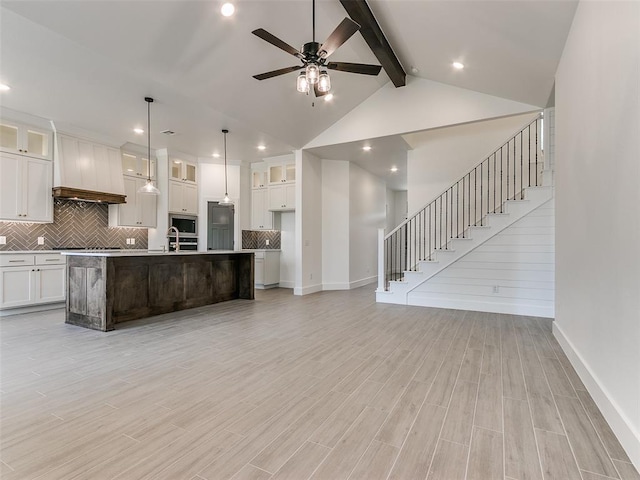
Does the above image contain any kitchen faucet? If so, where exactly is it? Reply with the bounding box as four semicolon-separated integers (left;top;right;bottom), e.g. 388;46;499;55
167;226;180;251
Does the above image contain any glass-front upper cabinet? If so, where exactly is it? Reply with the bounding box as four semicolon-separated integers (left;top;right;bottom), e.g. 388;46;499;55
251;163;267;189
0;121;52;160
170;158;197;184
268;158;295;184
122;152;155;179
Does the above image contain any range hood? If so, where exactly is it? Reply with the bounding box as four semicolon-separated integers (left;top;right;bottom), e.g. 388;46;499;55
53;132;127;205
52;187;126;204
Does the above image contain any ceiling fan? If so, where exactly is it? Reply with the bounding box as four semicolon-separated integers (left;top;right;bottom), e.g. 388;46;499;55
251;0;382;96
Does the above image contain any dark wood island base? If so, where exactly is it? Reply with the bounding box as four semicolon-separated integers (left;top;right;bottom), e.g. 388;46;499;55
63;251;254;331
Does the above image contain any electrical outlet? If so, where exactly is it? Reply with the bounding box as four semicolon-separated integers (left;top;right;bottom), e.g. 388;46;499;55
310;273;313;280
126;238;131;245
493;285;499;294
37;236;45;245
265;239;269;246
131;238;135;245
0;236;6;245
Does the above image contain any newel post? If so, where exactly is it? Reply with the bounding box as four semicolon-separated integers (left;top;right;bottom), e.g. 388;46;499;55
376;228;385;292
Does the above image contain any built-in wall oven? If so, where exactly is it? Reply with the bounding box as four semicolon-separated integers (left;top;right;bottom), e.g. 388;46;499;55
168;236;198;252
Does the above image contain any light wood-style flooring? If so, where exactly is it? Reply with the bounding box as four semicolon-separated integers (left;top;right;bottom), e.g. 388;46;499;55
1;287;637;480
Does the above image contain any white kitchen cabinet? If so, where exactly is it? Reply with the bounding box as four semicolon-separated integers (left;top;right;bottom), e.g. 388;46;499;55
108;177;157;227
169;180;198;215
254;250;280;289
0;121;52;160
251;188;273;230
55;134;124;195
252;163;267;189
0;152;53;222
0;254;66;310
268;184;296;211
122;152;155;179
268;159;295;184
170;158;197;184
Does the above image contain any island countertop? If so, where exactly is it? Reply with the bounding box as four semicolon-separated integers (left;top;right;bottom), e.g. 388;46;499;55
61;249;244;257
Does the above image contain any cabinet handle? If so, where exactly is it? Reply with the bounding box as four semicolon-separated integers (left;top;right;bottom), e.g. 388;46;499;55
45;259;58;261
9;260;25;263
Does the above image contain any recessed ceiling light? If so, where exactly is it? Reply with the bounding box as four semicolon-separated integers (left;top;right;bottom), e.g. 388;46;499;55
257;145;266;151
221;2;235;16
324;93;334;102
362;146;372;152
410;66;419;74
453;62;464;70
0;84;10;91
390;166;398;172
213;153;221;158
133;128;144;134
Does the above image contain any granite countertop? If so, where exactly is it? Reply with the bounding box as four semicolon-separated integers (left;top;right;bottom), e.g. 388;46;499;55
61;249;251;257
242;249;282;252
0;250;63;254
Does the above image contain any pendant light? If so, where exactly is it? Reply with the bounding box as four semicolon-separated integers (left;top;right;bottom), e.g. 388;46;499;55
220;129;233;204
138;96;160;195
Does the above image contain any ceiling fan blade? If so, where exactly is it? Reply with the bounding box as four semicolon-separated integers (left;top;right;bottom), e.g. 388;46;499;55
327;62;382;76
319;18;360;58
253;66;303;81
313;84;328;98
252;29;303;59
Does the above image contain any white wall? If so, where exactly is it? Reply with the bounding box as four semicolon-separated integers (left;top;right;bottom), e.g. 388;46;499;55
409;200;555;317
406;113;539;216
349;163;386;288
295;150;323;295
555;0;640;468
393;190;408;230
321;160;350;289
305;76;540;149
279;211;295;288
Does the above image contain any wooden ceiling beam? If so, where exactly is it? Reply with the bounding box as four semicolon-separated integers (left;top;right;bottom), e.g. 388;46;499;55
339;0;406;88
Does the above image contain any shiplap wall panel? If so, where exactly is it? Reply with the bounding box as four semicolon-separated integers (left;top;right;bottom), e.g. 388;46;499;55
409;199;555;317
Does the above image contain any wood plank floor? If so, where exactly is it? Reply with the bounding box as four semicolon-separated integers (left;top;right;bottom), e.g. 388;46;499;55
1;287;637;480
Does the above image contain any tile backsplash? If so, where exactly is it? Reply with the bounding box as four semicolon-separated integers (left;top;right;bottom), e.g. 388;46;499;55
242;230;281;249
0;199;148;251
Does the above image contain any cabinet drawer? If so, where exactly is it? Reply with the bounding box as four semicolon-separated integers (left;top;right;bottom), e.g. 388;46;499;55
0;254;35;267
36;254;65;266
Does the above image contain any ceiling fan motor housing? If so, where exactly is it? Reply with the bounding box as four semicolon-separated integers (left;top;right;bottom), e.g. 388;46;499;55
302;42;323;64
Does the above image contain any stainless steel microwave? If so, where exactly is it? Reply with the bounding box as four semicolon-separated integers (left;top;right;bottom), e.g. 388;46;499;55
169;214;197;237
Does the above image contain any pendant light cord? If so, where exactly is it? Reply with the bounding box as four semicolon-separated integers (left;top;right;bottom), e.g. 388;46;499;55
223;129;229;196
145;97;154;183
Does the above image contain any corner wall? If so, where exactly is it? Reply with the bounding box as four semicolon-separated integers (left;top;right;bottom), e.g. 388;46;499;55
555;0;640;467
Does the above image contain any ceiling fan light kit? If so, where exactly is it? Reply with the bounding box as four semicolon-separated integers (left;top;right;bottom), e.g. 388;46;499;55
251;0;382;97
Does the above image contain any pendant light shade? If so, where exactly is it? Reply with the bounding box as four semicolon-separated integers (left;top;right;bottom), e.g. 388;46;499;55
305;63;319;84
296;72;309;93
138;97;160;195
220;129;233;205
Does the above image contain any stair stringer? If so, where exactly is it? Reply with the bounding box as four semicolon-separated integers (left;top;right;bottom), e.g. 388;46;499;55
376;185;553;305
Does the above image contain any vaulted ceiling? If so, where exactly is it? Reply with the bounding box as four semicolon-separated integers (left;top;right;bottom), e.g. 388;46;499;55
0;0;577;178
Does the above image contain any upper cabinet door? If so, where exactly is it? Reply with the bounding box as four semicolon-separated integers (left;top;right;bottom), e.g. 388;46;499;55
170;158;197;184
0;153;22;220
0;121;52;160
24;158;53;222
122;152;156;180
268;158;295;184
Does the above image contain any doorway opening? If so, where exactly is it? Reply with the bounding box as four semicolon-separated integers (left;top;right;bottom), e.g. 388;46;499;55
207;202;234;250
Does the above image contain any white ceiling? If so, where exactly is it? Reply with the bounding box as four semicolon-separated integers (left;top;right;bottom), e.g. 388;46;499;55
0;0;577;184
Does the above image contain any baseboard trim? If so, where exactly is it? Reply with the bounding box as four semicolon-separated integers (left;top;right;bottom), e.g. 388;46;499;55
277;281;294;288
293;284;323;296
553;323;640;469
406;295;554;318
322;276;378;291
349;276;377;289
0;302;65;317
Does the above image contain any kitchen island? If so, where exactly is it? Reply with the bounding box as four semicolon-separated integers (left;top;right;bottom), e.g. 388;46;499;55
62;250;254;331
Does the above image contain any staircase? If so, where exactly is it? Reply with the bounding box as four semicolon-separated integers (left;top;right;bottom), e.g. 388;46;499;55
377;113;553;308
